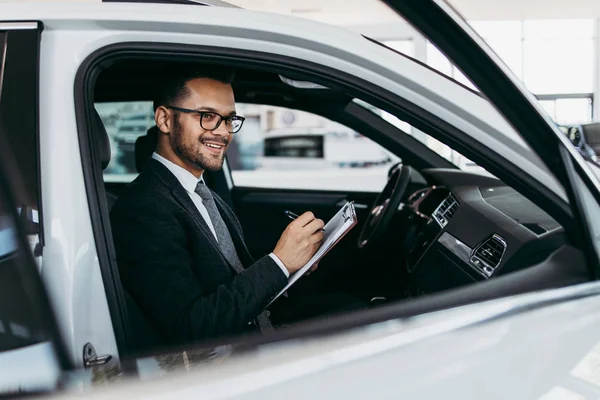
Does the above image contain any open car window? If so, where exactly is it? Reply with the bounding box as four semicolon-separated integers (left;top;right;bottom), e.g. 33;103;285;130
97;101;402;192
227;103;400;192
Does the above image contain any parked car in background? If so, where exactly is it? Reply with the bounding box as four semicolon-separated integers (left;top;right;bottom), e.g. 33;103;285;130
2;0;600;398
258;128;396;170
113;111;154;150
560;122;600;163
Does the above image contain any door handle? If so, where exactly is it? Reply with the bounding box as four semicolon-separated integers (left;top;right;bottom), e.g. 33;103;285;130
83;343;112;368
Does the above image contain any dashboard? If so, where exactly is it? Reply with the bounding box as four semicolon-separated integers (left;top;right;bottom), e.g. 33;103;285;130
403;168;566;294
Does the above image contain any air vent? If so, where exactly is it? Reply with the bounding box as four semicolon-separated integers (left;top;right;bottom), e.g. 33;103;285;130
470;235;507;278
432;193;459;227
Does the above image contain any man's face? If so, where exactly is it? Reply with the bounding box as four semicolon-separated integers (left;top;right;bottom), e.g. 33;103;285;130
169;78;236;172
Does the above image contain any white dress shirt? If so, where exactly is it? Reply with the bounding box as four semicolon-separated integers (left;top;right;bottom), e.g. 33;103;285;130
152;153;289;277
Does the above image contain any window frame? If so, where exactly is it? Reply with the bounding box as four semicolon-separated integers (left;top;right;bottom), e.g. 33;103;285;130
0;23;44;255
75;39;585;361
0;23;73;375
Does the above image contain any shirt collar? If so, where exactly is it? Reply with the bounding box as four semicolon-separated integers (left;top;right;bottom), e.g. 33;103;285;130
152;152;203;193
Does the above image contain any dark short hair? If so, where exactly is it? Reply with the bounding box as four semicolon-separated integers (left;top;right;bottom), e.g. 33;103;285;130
153;67;236;111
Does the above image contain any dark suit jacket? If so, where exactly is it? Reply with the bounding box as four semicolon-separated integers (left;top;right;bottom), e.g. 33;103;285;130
110;159;287;345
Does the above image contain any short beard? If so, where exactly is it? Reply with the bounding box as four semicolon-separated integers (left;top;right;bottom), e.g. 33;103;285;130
171;113;225;172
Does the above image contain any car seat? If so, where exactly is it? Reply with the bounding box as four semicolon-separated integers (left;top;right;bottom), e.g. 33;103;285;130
135;126;159;173
90;109;119;210
91;110;164;354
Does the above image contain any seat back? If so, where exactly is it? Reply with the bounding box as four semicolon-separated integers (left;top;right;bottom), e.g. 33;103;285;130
91;109;111;170
90;110;119;211
135;126;159;172
92;111;163;353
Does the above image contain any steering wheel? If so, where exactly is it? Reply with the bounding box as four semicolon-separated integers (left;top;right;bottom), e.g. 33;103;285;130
358;164;412;249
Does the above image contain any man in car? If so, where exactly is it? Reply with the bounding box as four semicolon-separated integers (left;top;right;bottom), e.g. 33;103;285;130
110;68;325;345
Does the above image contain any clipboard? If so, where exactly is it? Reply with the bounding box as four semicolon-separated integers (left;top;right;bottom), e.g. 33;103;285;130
264;201;358;309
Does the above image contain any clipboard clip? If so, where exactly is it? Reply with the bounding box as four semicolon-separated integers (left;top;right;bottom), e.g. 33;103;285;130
342;201;356;222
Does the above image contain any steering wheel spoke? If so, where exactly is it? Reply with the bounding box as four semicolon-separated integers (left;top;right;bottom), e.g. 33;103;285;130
358;165;412;250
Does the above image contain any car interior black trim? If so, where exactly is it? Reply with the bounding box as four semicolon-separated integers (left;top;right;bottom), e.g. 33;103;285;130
559;147;600;280
32;23;44;251
0;24;46;248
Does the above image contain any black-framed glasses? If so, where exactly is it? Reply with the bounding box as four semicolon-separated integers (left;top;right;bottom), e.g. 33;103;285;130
166;106;245;133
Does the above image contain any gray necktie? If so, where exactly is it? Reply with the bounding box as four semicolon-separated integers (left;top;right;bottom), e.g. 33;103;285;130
194;181;274;332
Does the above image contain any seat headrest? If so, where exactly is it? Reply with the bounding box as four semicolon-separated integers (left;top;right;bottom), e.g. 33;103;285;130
92;109;111;170
135;126;159;172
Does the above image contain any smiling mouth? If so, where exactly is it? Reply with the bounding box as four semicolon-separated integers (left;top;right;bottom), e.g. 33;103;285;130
201;141;227;153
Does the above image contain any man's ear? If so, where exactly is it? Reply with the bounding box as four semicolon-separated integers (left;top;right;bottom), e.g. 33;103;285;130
155;106;171;134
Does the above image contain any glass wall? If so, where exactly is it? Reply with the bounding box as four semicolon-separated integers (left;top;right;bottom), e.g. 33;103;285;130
425;19;596;126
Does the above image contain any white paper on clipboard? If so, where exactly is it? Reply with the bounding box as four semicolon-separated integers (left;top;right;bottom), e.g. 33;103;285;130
264;201;358;309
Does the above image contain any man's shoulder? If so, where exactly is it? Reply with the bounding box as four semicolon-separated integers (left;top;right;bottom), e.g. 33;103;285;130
111;169;170;216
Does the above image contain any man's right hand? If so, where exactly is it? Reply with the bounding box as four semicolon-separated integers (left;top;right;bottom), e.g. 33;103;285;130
273;212;325;275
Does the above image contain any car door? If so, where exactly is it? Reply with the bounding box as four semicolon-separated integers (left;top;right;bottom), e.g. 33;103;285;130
63;0;598;366
0;20;120;369
0;103;69;396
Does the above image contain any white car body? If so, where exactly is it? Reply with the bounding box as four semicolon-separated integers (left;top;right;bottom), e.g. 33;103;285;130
54;283;600;399
0;2;598;398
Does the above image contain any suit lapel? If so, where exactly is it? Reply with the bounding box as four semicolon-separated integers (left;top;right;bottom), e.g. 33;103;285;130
170;184;219;248
146;159;239;272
